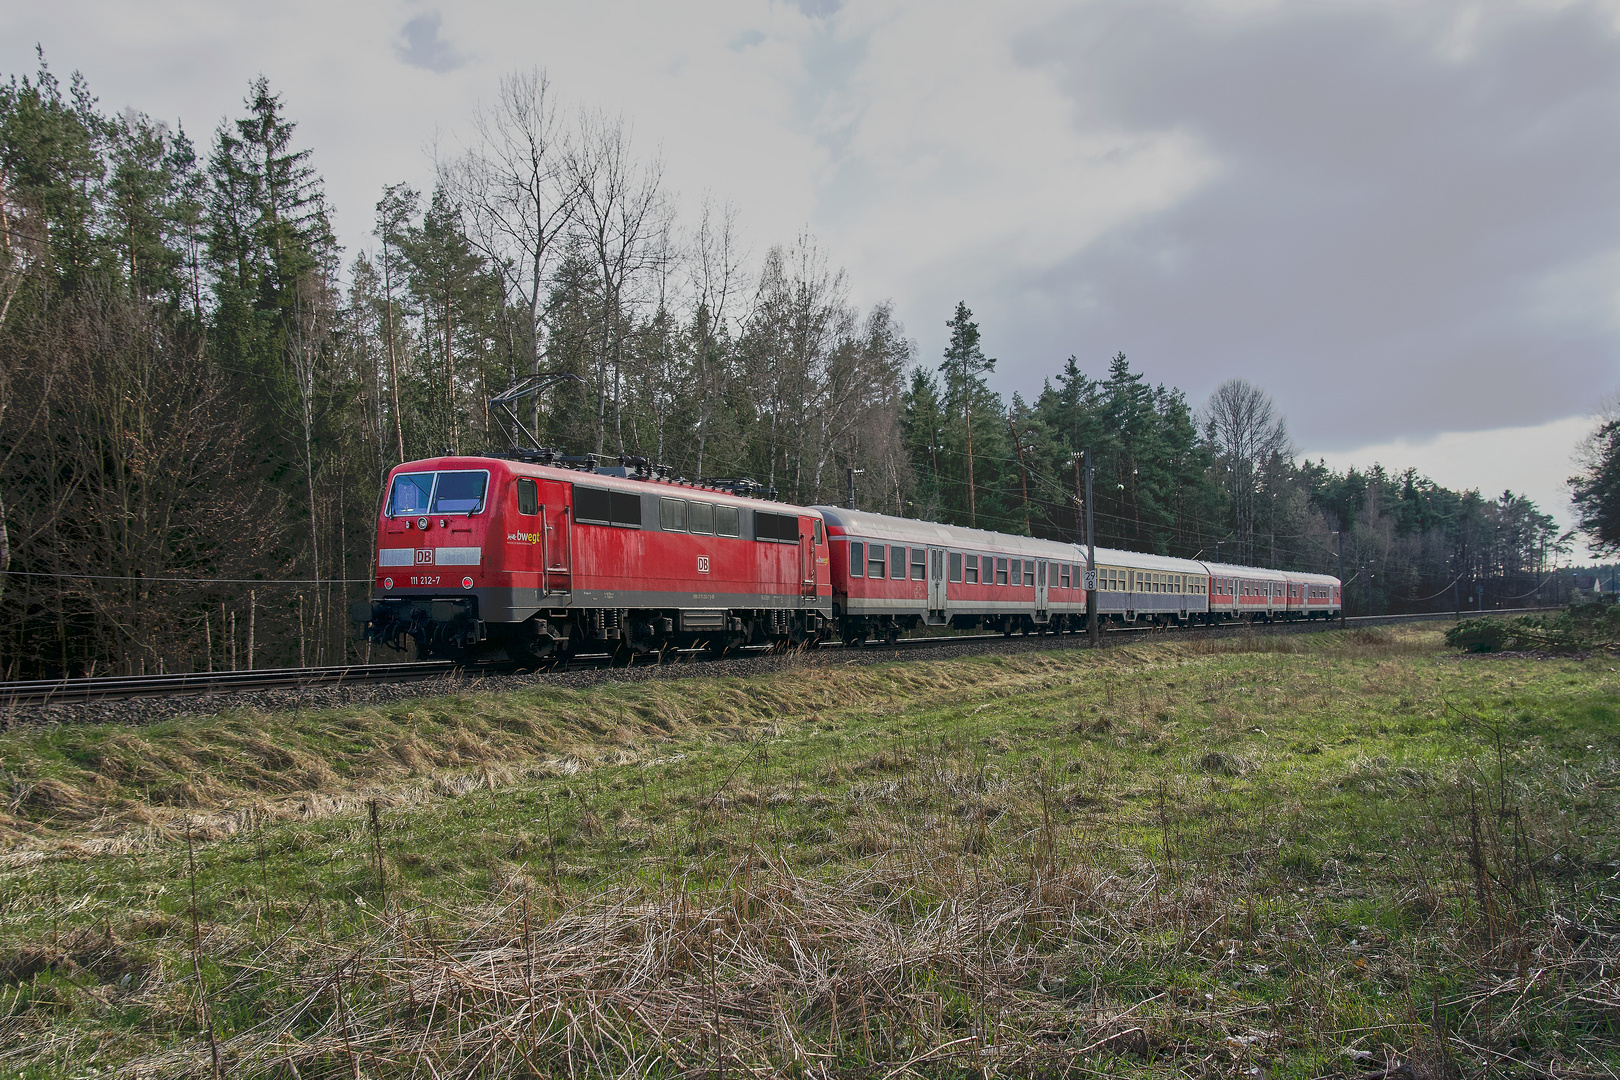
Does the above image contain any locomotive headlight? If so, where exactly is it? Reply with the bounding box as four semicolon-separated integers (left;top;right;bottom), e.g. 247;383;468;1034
417;517;430;530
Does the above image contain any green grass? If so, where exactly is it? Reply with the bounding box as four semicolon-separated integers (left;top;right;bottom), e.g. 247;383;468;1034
1;626;1617;1077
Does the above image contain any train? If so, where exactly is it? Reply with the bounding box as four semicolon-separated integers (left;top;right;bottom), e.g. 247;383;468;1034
357;451;1341;661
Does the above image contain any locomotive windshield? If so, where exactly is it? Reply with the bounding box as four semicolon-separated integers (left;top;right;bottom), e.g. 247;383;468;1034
387;470;488;516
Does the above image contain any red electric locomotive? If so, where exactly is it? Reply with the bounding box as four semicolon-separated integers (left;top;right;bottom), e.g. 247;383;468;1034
361;454;833;662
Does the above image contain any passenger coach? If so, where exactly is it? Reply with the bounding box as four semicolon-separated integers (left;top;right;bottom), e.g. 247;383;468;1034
815;508;1088;643
1086;547;1210;626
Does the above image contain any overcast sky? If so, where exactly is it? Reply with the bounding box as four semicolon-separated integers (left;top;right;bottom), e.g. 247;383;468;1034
6;0;1619;548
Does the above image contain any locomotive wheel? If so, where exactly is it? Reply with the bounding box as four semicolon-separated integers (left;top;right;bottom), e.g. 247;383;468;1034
883;625;900;647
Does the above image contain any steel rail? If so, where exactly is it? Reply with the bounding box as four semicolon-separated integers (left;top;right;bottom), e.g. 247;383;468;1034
0;607;1559;707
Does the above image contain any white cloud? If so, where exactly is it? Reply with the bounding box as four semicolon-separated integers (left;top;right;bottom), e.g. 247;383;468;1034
1303;413;1595;549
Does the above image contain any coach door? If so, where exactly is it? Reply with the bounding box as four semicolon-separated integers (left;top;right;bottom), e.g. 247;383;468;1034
1035;559;1049;617
928;547;947;615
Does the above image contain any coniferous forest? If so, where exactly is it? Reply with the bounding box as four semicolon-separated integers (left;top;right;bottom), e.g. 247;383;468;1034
0;57;1572;677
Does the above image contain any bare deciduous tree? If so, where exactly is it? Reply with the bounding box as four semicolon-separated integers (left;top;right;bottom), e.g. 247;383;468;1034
1201;377;1293;564
446;69;580;436
567;111;670;454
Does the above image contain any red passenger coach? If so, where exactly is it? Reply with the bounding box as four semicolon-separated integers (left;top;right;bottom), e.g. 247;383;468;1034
363;455;833;662
815;507;1088;643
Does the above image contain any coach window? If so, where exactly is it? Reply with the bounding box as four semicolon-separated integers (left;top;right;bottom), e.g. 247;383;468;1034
1060;564;1070;589
965;554;979;583
1025;562;1036;587
850;541;865;577
516;478;539;516
949;552;963;582
892;545;907;580
715;505;740;537
996;558;1009;586
868;543;886;579
661;497;687;532
910;548;925;580
689;501;713;535
1009;558;1021;586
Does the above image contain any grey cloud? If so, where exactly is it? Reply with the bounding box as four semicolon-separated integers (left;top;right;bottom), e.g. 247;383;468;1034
788;0;844;18
730;28;766;50
992;2;1620;446
395;11;466;73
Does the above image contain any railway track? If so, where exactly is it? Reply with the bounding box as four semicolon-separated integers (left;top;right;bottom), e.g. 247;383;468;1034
0;607;1554;707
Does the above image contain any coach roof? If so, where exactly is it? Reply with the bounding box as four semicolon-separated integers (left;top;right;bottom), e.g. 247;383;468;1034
814;507;1083;562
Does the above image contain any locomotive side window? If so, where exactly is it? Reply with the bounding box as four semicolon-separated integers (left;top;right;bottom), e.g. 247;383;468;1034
389;473;434;516
516;478;539;516
577;486;640;527
850;541;865;577
965;554;978;583
574;486;611;525
948;552;962;582
689;501;713;535
431;471;488;514
660;497;687;532
891;545;906;579
996;558;1008;586
715;505;740;537
868;544;886;578
910;548;925;580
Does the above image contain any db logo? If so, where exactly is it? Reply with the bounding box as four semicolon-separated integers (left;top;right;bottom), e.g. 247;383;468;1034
415;549;434;565
697;556;710;574
383;577;394;590
461;576;474;590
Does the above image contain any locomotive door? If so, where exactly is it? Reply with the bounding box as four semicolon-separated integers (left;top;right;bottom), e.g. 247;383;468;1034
927;547;947;612
1034;560;1049;615
800;523;816;598
542;479;573;596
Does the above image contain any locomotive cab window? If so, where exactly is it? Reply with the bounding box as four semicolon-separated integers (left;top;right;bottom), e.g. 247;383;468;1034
949;552;963;582
850;541;865;577
814;520;824;545
660;497;687;532
430;471;487;514
689;501;713;535
868;544;886;579
388;473;434;516
515;478;539;516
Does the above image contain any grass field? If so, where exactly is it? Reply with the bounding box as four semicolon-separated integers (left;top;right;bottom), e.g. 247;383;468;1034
1;626;1616;1078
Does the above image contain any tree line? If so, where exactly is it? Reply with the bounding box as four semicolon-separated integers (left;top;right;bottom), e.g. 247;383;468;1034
0;55;1574;677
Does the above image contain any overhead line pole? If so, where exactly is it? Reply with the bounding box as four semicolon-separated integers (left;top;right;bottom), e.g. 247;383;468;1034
1338;530;1346;630
1081;450;1098;647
